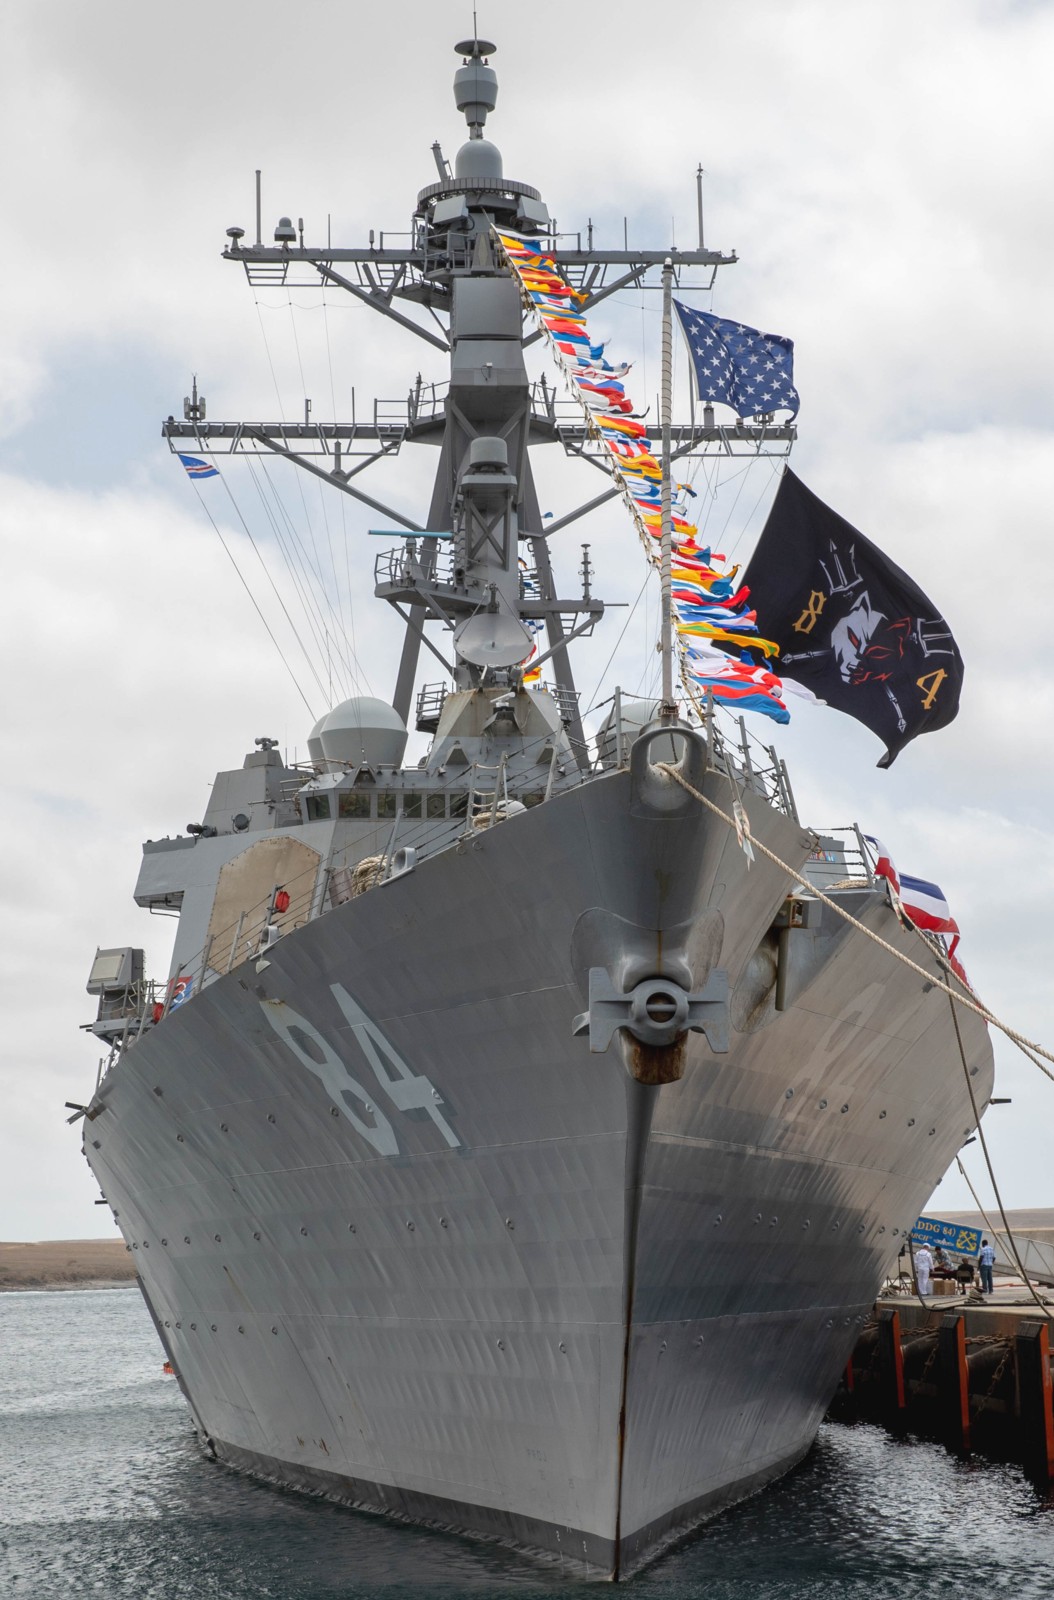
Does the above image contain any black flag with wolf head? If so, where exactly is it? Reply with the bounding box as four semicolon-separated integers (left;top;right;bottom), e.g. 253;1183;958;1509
742;470;963;767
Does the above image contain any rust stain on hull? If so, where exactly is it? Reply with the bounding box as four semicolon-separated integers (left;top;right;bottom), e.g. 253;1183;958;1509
626;1034;687;1085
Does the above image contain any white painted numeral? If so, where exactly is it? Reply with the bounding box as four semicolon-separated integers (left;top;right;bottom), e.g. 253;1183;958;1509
259;999;399;1156
331;983;461;1149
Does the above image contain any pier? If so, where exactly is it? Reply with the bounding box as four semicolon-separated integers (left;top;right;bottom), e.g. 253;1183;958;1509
832;1283;1054;1476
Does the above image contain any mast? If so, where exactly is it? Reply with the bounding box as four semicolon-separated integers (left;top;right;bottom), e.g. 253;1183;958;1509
162;40;794;761
659;258;675;718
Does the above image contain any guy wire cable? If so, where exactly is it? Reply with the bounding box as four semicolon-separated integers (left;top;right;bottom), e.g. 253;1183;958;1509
254;293;340;665
582;569;653;717
285;290;348;669
321;284;370;692
186;478;315;720
245;458;349;698
214;461;334;706
249;459;355;700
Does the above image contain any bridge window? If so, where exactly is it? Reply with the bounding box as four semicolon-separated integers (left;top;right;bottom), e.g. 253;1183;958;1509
338;792;372;820
305;795;331;821
426;794;446;819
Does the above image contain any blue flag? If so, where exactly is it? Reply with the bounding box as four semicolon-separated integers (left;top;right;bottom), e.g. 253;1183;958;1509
177;453;219;479
674;301;799;419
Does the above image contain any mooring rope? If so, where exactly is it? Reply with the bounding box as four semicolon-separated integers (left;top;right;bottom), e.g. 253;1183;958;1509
946;993;1052;1319
654;757;1054;1318
954;1149;1052;1318
654;761;1054;1075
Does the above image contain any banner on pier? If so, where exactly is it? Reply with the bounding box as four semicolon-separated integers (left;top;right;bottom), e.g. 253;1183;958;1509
911;1216;981;1257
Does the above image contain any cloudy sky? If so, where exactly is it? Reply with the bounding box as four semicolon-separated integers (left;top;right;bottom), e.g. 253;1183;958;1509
4;0;1052;1241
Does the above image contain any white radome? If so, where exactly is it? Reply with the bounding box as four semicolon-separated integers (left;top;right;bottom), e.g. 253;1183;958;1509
318;696;409;768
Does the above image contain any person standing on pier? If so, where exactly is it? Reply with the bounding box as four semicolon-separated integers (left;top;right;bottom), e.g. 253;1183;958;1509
915;1243;934;1297
978;1239;996;1295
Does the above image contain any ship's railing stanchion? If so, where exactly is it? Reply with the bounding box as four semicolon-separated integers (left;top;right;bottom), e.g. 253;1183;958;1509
542;749;558;805
777;755;799;823
225;913;246;974
460;767;479;842
380;812;402;878
493;752;509;822
853;824;876;885
309;859;329;920
738;717;755;780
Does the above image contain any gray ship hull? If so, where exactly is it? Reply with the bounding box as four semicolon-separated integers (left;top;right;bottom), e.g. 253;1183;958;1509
85;761;993;1578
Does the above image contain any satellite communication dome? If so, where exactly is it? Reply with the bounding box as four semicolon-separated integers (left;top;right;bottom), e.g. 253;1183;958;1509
319;697;409;768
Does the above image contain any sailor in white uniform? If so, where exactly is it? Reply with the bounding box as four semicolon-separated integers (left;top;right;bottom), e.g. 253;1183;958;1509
914;1244;934;1297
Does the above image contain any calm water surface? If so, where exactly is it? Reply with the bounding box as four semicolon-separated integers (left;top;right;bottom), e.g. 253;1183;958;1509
3;1288;1053;1599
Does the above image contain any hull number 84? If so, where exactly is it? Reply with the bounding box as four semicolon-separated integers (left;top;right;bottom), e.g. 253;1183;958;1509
259;985;461;1154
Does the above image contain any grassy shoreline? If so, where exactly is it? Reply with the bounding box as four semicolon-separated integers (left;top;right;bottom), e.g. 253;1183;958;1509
0;1239;137;1292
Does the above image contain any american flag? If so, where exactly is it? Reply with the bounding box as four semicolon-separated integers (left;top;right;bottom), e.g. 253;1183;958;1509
673;301;799;419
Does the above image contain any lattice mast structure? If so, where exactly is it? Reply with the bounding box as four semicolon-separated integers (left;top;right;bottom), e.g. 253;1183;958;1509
163;37;794;759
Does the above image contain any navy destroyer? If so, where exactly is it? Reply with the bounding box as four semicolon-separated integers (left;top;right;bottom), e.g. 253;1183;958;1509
77;37;994;1579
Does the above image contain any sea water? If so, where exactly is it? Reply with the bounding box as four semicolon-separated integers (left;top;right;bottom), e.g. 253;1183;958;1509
3;1287;1053;1599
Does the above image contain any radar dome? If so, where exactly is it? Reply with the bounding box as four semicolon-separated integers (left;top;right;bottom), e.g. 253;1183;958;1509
306;714;328;765
319;697;408;768
595;699;680;769
454;138;503;185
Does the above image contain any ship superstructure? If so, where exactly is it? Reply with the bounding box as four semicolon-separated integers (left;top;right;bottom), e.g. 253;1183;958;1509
79;38;994;1580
